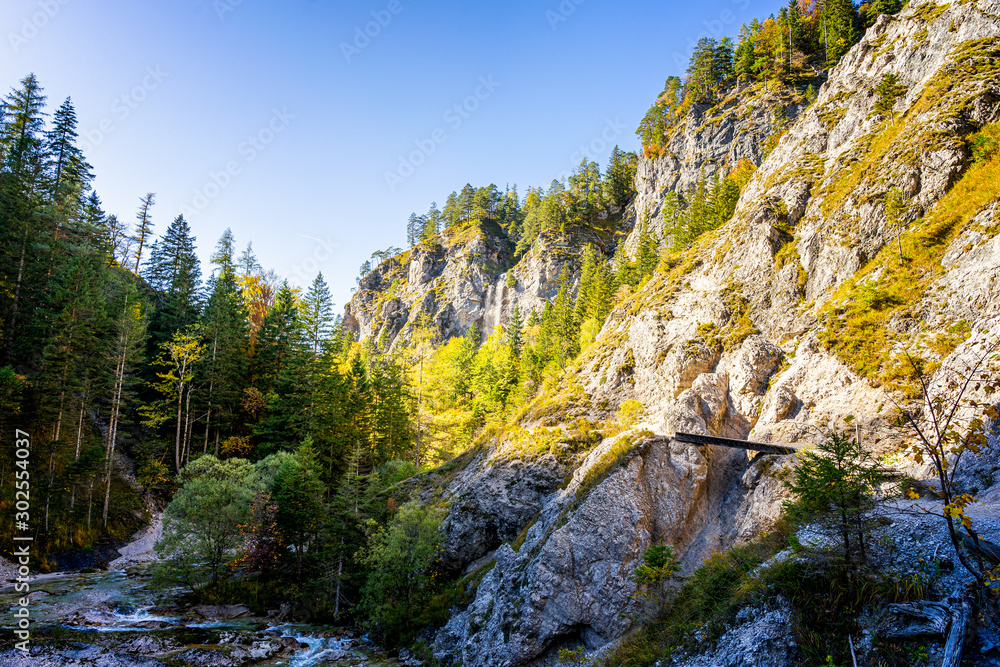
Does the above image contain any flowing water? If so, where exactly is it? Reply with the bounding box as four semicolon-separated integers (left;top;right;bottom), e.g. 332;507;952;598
0;566;401;666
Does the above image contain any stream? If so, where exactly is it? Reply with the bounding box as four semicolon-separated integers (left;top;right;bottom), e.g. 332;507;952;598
0;565;403;667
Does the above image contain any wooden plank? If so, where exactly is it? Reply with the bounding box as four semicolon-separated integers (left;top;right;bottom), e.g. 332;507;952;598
673;431;801;455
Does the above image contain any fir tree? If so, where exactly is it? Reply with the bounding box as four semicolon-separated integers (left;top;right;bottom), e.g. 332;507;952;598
1;73;49;362
44;97;91;206
146;214;202;349
132;192;156;273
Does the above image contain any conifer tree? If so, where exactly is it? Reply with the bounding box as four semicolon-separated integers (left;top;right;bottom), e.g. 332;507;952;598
146;214;202;349
302;273;335;432
102;287;148;524
1;73;49;362
201;250;249;456
506;305;524;356
421;202;441;242
132;192;156;273
44;97;91;205
823;0;859;68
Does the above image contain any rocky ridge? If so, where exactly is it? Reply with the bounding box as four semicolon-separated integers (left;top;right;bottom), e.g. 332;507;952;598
344;0;1000;664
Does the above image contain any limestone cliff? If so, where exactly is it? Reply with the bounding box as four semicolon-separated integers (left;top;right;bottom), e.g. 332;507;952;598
345;222;591;349
625;83;804;257
350;1;1000;664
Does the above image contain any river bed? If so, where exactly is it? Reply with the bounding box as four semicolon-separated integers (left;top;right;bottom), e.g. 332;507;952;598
0;566;402;667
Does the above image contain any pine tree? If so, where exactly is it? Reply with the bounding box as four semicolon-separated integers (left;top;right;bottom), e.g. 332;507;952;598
459;183;476;222
824;0;859;69
1;73;49;362
442;191;461;228
44;97;91;206
734;25;757;82
146;214;202;349
687;38;719;102
132;192;156;273
786;0;802;69
406;213;423;247
605;146;637;208
421;203;440;242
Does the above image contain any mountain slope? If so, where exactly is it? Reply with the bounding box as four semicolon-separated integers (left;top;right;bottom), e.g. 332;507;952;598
408;1;1000;665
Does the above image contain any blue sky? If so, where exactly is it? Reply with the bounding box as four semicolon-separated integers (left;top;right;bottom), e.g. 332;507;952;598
1;0;780;309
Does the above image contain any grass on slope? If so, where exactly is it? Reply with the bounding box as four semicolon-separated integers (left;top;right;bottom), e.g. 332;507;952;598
818;123;1000;396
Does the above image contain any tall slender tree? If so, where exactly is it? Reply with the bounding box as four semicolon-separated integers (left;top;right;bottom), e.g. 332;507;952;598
132;192;156;273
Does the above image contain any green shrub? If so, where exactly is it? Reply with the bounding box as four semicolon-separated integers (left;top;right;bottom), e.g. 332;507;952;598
358;501;445;645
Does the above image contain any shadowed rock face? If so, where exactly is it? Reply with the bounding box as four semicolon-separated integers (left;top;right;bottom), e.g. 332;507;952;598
424;1;1000;664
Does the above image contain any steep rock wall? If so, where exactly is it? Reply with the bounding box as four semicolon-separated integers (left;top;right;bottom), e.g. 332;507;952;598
429;1;1000;664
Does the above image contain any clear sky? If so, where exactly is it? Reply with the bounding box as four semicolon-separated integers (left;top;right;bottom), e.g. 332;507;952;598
1;0;781;310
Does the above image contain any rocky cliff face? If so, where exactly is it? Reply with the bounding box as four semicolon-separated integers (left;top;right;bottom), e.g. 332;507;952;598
415;0;1000;664
625;84;804;257
344;222;594;349
345;1;1000;663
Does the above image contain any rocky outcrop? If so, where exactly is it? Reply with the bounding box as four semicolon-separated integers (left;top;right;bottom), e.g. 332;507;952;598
345;223;591;349
625;84;804;258
427;1;1000;664
438;448;568;575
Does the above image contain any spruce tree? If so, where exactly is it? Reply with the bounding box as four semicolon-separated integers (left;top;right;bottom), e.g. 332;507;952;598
201;256;249;457
301;273;335;432
44;97;91;205
132;193;156;273
1;73;49;363
146;215;202;349
823;0;859;69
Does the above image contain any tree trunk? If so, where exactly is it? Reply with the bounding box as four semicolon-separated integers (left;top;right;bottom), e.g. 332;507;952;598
174;378;184;473
103;334;127;528
415;355;423;468
182;385;193;466
70;400;84;509
87;478;94;531
334;540;345;620
942;598;970;667
44;449;55;532
5;227;29;361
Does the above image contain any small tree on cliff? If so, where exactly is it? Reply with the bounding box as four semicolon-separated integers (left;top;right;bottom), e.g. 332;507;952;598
785;429;886;567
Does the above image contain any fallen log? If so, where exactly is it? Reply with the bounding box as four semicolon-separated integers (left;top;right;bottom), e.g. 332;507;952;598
880;601;951;639
942;598;969;667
